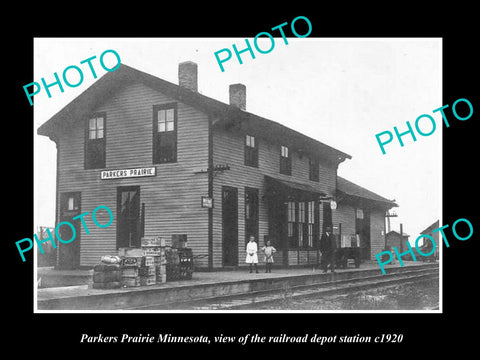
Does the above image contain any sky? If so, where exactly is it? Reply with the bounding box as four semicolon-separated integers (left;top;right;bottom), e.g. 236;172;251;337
34;37;442;244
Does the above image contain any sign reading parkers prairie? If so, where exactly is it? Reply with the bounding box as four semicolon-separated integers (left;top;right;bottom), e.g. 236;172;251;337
101;167;156;180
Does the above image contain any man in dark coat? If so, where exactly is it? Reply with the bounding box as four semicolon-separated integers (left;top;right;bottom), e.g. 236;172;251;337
320;225;337;273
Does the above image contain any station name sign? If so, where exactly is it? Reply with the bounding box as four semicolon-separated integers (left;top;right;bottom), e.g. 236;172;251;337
101;167;156;180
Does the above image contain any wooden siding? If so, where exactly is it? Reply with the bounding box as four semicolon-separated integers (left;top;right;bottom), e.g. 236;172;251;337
335;204;386;260
51;78;389;270
212;126;337;268
288;251;298;266
333;204;356;241
56;82;209;267
370;210;386;259
272;250;283;265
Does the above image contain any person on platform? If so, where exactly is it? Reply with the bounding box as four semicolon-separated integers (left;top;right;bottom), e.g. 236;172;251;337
261;240;277;273
320;225;337;273
246;235;259;273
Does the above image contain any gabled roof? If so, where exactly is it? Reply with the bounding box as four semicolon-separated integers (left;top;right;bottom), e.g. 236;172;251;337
386;230;410;238
37;63;351;164
420;220;440;234
337;176;397;208
37;63;235;139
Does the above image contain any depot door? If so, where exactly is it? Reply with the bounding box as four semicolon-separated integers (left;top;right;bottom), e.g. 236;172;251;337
322;202;333;232
117;186;141;249
57;192;81;269
222;186;238;266
356;208;371;260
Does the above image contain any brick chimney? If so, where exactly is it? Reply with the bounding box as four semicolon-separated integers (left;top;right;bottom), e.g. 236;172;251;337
178;61;198;92
229;83;246;110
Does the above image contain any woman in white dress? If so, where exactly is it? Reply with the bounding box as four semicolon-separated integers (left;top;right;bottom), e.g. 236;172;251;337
245;235;259;273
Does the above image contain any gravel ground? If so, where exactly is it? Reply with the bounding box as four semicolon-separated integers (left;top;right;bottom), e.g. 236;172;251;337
256;278;439;310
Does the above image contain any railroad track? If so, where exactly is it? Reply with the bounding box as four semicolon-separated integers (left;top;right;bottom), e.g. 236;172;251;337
130;265;439;310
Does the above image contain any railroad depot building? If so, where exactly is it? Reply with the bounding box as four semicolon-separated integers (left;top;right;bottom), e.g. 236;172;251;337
37;62;397;270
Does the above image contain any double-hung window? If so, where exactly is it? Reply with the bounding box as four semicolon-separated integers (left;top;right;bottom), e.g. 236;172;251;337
245;134;258;167
85;113;106;169
287;201;296;238
153;104;177;164
280;145;291;175
307;201;315;247
309;158;319;182
298;202;305;247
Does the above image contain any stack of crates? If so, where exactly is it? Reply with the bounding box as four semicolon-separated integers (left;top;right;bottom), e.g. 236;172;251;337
139;256;156;286
121;264;140;287
165;235;194;281
154;251;167;284
165;248;180;281
118;238;168;287
118;248;142;288
178;248;194;280
116;237;192;285
141;237;167;284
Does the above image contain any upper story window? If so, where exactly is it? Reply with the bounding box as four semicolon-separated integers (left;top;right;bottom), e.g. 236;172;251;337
309;158;319;182
153;103;177;164
85;113;106;169
356;208;364;219
280;145;291;175
244;134;258;167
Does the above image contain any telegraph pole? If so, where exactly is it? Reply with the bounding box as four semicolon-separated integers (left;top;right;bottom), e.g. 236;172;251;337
384;210;398;248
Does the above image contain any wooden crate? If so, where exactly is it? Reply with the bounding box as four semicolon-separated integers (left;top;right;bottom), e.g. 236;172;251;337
141;236;166;247
172;234;187;249
143;247;165;257
121;267;139;278
121;276;140;287
121;257;141;267
143;256;155;267
166;265;180;281
155;264;166;276
140;275;156;286
165;249;180;264
139;265;156;277
153;255;166;266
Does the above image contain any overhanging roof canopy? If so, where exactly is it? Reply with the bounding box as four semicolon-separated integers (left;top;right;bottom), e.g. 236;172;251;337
265;175;326;200
336;176;397;209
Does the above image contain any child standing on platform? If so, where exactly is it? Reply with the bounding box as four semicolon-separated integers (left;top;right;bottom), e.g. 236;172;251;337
245;235;259;273
261;240;277;273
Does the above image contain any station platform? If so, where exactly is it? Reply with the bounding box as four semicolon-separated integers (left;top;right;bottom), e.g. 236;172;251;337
36;260;438;311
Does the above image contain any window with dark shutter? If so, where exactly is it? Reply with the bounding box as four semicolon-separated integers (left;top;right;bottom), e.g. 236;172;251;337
85;113;106;169
280;145;291;175
153;104;177;164
244;134;258;167
287;201;296;247
309;158;319;182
